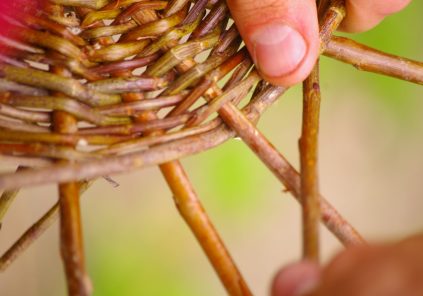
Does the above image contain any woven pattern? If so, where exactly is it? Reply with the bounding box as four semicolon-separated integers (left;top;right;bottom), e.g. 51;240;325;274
0;1;422;295
0;1;261;162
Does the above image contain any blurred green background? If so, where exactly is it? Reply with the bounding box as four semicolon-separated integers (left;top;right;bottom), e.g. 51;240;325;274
1;2;423;295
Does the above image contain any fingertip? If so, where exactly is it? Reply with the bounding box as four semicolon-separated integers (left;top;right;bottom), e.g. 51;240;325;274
250;23;319;87
271;261;321;296
227;0;320;87
251;24;307;78
340;0;411;33
259;39;319;87
250;19;319;87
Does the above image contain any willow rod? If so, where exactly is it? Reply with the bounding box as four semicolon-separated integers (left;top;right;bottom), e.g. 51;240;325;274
301;64;322;260
52;63;91;296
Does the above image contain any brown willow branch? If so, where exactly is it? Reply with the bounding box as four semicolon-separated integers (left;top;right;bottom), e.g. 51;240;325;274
0;181;92;272
213;91;365;246
52;64;91;296
144;116;254;296
300;63;322;261
324;36;423;85
298;0;345;261
160;161;252;296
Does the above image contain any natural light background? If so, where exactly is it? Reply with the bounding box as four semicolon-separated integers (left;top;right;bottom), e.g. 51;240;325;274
1;1;423;295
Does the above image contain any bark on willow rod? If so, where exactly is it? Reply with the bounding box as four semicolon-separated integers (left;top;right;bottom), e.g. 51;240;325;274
324;36;423;85
300;64;322;261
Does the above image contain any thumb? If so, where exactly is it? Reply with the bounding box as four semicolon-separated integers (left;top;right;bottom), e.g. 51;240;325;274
227;0;320;86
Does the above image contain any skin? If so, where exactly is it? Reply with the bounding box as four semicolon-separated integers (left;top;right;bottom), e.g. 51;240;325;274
272;235;423;296
227;0;412;86
227;1;416;295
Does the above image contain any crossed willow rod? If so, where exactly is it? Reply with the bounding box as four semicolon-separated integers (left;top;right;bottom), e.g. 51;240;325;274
299;0;343;263
0;0;422;295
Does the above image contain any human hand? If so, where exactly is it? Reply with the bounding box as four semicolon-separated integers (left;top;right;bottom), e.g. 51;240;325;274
272;234;423;296
227;0;411;86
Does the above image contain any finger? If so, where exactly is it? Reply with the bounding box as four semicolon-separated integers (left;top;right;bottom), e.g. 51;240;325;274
311;242;422;296
227;0;320;86
340;0;412;32
271;261;321;296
